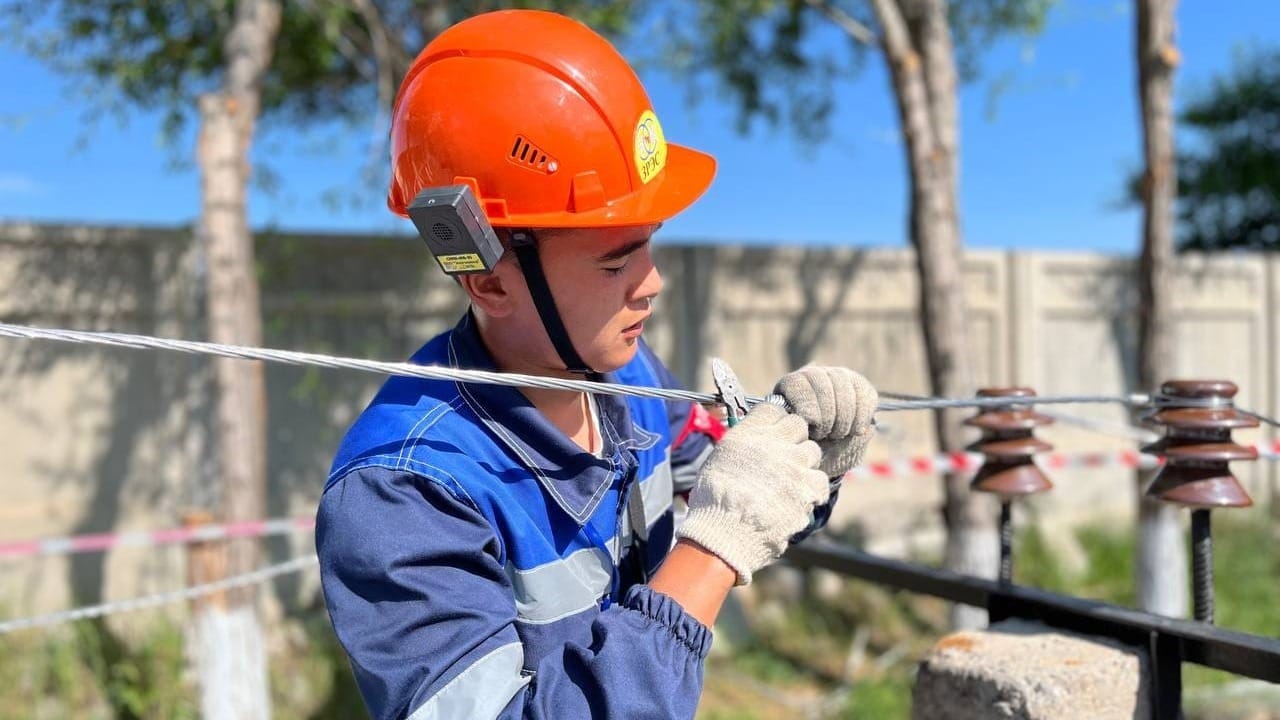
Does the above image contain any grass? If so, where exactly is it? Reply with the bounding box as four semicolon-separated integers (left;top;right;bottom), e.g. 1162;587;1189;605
0;618;195;720
840;672;913;719
2;515;1275;718
1024;513;1280;638
700;563;949;720
1016;521;1137;605
0;605;361;720
1016;513;1280;690
698;512;1280;718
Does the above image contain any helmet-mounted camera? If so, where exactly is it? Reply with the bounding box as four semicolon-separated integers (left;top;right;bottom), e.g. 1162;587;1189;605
406;185;505;275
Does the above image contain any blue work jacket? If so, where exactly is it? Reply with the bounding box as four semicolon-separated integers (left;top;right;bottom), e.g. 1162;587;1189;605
318;312;720;720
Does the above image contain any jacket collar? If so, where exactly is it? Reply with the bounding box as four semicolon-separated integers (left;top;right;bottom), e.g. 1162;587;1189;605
445;312;638;525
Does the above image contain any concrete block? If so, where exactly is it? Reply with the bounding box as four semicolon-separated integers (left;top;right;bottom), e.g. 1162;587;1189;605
912;619;1150;720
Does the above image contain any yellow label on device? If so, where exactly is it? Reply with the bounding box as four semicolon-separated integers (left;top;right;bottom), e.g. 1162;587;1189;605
633;110;667;184
437;253;485;273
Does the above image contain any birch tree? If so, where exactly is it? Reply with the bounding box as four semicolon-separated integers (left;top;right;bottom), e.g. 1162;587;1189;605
1134;0;1185;618
3;1;634;714
676;0;1051;628
194;1;282;714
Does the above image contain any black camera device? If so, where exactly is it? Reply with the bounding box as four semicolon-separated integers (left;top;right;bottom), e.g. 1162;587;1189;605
406;185;505;275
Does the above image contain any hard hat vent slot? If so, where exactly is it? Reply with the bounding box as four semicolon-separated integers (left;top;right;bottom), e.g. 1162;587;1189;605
509;135;557;174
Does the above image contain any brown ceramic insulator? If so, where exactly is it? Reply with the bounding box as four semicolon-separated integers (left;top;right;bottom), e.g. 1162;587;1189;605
1145;408;1257;431
964;388;1054;498
1162;443;1258;463
966;410;1057;432
1146;467;1254;507
1161;379;1238;399
1143;379;1257;509
974;437;1055;459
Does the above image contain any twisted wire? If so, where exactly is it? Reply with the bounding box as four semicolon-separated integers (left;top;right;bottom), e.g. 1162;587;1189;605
0;555;317;635
0;322;1249;414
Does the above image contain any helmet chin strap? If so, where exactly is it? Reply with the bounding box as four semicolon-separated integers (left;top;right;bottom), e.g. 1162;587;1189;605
509;230;602;381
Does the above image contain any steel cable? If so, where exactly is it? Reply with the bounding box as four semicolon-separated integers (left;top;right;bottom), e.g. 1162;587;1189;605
0;322;1252;415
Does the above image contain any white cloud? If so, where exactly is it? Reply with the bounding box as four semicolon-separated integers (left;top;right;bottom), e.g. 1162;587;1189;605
0;173;43;196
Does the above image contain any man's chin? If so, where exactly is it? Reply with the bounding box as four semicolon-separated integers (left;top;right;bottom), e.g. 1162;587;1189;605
590;342;640;374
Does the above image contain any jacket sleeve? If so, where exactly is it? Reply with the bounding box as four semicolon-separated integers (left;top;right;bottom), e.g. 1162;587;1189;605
317;466;711;720
634;343;721;495
793;478;842;542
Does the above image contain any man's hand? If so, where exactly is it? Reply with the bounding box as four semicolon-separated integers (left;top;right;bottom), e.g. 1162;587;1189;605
676;403;828;585
773;366;878;479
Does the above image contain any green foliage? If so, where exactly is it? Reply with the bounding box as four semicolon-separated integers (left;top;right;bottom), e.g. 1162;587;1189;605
1156;514;1279;691
2;517;1274;717
1194;511;1280;639
1;0;368;143
1017;514;1280;691
840;671;912;719
1016;520;1137;605
948;0;1053;81
507;0;635;36
0;618;197;719
1071;525;1138;607
699;515;1280;718
0;1;637;149
1176;48;1280;251
664;0;869;143
273;609;369;720
0;608;374;719
698;561;947;717
663;0;1054;144
731;643;808;685
1008;520;1069;590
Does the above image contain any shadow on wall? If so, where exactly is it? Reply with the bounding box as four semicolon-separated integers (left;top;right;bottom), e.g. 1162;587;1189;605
645;244;868;387
785;248;869;369
715;245;871;367
0;224;467;610
254;229;468;608
1108;264;1142;394
0;224;212;606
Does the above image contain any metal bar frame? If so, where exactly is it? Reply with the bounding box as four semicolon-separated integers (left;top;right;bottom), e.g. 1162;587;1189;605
785;541;1280;718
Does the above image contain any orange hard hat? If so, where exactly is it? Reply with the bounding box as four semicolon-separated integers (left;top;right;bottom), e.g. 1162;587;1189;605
386;10;716;228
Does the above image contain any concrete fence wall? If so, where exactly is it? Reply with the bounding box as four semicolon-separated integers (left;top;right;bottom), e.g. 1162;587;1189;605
0;222;1276;613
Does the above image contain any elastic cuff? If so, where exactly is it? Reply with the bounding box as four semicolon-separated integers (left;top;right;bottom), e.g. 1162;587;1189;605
622;585;713;659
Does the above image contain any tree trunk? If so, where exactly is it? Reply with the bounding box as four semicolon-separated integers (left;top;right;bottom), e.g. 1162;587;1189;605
194;0;281;716
870;0;993;629
1135;0;1186;618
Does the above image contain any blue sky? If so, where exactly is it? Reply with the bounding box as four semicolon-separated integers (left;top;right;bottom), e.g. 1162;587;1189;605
1;0;1277;252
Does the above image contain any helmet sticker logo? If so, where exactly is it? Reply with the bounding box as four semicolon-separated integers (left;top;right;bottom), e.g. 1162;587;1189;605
633;110;668;184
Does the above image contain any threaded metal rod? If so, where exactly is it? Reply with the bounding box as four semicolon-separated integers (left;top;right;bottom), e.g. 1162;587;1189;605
999;501;1014;584
1191;510;1215;624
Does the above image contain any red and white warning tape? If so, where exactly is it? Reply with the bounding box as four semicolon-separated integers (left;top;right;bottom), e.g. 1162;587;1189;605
0;516;315;560
848;441;1280;481
4;441;1277;560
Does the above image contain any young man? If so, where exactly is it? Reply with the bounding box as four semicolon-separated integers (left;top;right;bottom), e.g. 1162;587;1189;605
317;10;877;720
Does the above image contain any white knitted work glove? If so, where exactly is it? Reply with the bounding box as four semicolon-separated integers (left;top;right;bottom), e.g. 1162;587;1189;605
677;403;829;585
773;367;878;479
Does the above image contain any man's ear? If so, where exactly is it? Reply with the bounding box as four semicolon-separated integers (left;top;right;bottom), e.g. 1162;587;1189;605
460;266;514;318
